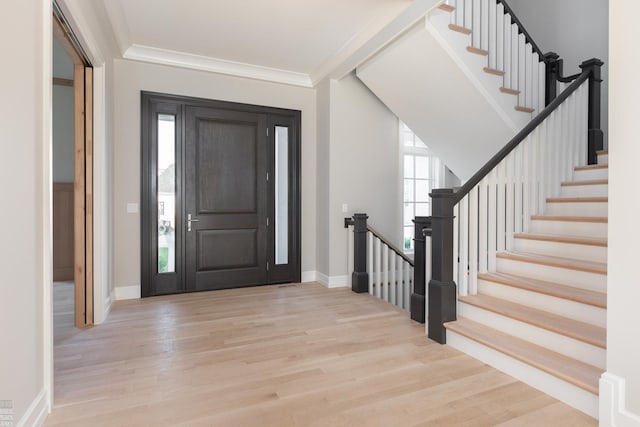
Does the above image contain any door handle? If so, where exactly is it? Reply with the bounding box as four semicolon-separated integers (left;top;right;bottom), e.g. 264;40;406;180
187;213;199;232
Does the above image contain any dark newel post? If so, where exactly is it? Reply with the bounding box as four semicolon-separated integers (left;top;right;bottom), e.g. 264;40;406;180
411;216;431;323
428;189;457;344
544;52;560;106
350;213;369;293
580;58;604;165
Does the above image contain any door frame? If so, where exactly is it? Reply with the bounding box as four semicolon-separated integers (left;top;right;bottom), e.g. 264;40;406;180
140;92;302;296
53;11;93;327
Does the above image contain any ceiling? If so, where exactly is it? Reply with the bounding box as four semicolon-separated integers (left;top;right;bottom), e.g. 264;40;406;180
102;0;413;86
53;37;74;80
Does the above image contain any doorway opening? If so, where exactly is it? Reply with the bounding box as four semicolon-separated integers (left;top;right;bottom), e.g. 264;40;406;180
52;8;93;332
141;93;301;296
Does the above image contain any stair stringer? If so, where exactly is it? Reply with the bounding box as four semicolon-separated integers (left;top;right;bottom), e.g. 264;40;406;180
357;17;520;181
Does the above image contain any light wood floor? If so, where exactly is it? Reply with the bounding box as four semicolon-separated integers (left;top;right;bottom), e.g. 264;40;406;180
47;282;596;426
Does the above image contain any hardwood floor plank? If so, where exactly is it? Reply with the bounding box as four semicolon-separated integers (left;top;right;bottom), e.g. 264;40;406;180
47;282;594;426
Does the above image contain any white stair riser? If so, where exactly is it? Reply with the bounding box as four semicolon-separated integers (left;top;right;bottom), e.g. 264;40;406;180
560;184;608;198
446;331;599;418
514;238;607;264
496;257;606;292
598;154;608;164
477;279;606;328
529;219;608;238
458;302;606;369
545;202;608;217
573;168;608;181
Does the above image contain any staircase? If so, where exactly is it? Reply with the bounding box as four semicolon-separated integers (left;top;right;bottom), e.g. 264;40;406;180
444;149;608;418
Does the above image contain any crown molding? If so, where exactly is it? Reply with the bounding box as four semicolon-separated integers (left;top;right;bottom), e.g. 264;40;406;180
123;44;313;88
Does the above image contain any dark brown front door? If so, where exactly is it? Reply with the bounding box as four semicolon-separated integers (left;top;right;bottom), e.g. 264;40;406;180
185;107;268;291
141;92;301;297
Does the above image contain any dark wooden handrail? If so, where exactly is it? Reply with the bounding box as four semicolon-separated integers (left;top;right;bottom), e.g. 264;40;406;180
367;225;415;266
497;0;546;63
453;70;590;204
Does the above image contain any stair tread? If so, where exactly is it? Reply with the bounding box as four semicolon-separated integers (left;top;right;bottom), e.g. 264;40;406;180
546;196;607;203
444;317;603;394
458;294;606;348
448;23;472;35
575;164;608;171
438;3;455;12
515;105;535;113
467;46;489;56
496;251;607;274
561;179;608;187
500;87;520;95
531;215;608;223
597;150;608;155
478;272;607;308
483;67;505;76
513;232;607;247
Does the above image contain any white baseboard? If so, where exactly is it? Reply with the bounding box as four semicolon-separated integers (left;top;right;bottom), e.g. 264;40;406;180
313;272;349;288
16;388;49;427
301;270;317;283
600;372;640;426
114;285;141;300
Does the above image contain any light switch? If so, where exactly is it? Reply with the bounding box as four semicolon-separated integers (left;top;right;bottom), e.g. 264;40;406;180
127;203;139;214
342;203;348;213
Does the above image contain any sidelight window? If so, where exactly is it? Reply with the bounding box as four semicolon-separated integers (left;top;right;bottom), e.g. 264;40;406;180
157;114;176;273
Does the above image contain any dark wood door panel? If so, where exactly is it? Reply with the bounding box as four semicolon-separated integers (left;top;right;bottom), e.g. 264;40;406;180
195;120;257;214
185;106;268;292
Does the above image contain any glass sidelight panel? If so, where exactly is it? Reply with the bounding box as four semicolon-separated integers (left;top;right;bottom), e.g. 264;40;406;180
275;126;289;264
157;114;176;273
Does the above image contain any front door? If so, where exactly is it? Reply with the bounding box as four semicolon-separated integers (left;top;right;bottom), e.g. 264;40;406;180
141;93;301;297
185;107;268;291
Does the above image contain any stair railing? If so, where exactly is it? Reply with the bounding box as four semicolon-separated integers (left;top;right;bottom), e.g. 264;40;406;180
443;0;546;114
424;58;603;344
345;214;420;313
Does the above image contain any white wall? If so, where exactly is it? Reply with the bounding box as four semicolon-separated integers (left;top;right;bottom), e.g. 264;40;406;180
605;0;640;419
508;0;609;147
316;74;401;282
112;59;317;292
52;85;74;182
0;0;51;424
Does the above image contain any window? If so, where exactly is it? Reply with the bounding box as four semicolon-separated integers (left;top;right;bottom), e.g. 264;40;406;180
401;121;444;251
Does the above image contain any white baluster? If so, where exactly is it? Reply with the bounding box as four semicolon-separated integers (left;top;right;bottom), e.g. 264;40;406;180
390;253;397;306
459;195;469;296
375;237;382;299
532;52;540;113
425;234;431;319
382;244;389;303
464;0;473;31
367;231;373;295
496;3;504;72
472;0;481;47
522;131;532;229
518;33;526;108
505;152;515;251
480;0;489;52
488;0;497;69
514;144;523;235
511;23;518;91
487;168;497;271
503;14;512;89
525;43;533;109
539;62;546;114
469;186;479;295
404;261;411;310
478;177;488;273
456;0;465;28
347;225;354;288
496;161;506;253
453;204;459;285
